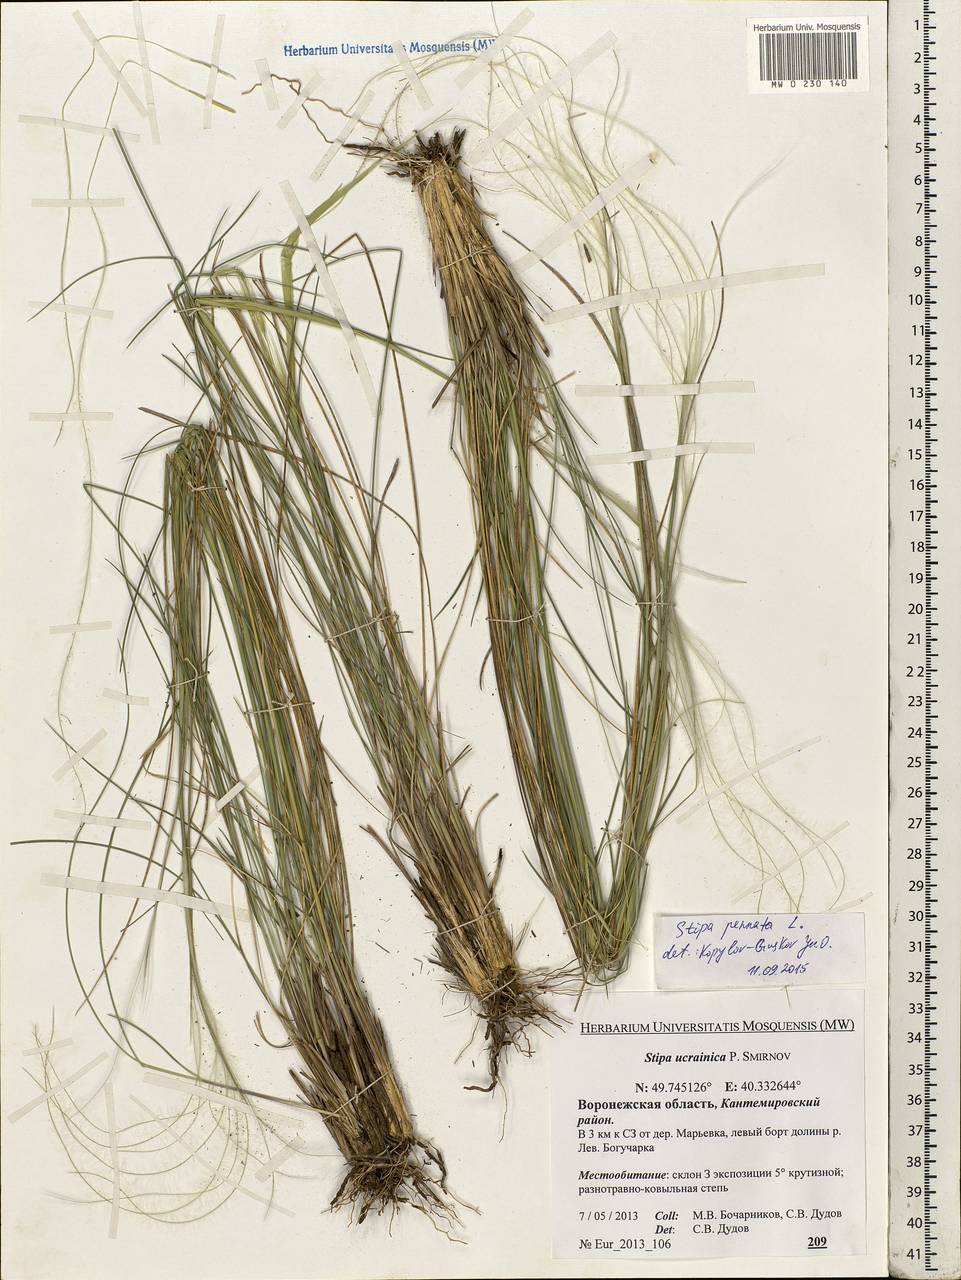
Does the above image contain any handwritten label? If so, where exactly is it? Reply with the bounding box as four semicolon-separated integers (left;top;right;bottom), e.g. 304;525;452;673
655;914;865;989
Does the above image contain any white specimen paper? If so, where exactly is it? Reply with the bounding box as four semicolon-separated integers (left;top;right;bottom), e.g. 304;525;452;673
0;2;888;1278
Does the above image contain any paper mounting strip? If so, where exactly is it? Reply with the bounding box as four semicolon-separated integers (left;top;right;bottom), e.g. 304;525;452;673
469;32;617;161
590;442;755;466
29;299;114;319
255;58;279;110
202;14;225;130
575;380;756;398
391;38;432;109
41;872;251;922
276;70;321;129
280;180;379;412
546;263;827;324
101;687;150;706
53;810;150;831
22;1038;74;1056
455;9;534;87
214;766;260;813
52;728;107;781
732;820;851;902
7;1050;108;1123
310;90;373;181
104;1082;121;1238
514;153;655;273
72;11;147;117
132;1;160;144
49;619;112;634
18;115;139;142
678;735;823;822
142;1070;306;1123
255;1136;307;1180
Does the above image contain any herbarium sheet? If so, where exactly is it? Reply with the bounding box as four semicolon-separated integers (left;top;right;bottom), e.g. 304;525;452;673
1;3;888;1278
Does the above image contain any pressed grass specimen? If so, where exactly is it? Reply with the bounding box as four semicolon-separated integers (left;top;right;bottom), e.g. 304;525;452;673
114;134;555;1086
18;19;849;1245
181;284;555;1086
32;144;555;1224
160;423;453;1221
362;36;845;917
352;129;689;983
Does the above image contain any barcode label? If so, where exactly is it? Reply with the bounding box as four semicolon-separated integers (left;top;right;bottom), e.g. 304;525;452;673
748;16;869;94
760;31;857;81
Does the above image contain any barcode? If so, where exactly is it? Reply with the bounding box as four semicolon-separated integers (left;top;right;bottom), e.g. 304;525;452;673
758;31;858;83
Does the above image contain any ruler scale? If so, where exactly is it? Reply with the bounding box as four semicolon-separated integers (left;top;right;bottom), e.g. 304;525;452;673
889;1;961;1277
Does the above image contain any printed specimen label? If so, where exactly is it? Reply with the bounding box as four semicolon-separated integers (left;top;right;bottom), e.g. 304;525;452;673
551;989;865;1259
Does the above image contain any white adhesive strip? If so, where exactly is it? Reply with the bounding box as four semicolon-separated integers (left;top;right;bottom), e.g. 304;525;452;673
515;154;654;273
280;180;379;412
546;263;827;325
142;1071;304;1123
132;1;160;144
73;11;147;117
255;58;279;110
391;38;432;109
310;90;373;181
53;728;107;781
276;70;321;129
8;1051;108;1123
576;380;756;398
731;821;850;903
31;198;125;209
53;811;150;831
678;736;823;823
18;115;139;141
104;1082;120;1238
142;1071;266;1119
32;410;114;421
203;14;225;131
470;33;617;161
455;9;535;87
255;1136;307;1180
49;620;112;634
22;1038;74;1056
214;766;260;812
130;1095;295;1215
101;687;150;706
41;872;250;921
590;442;755;466
29;299;114;319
